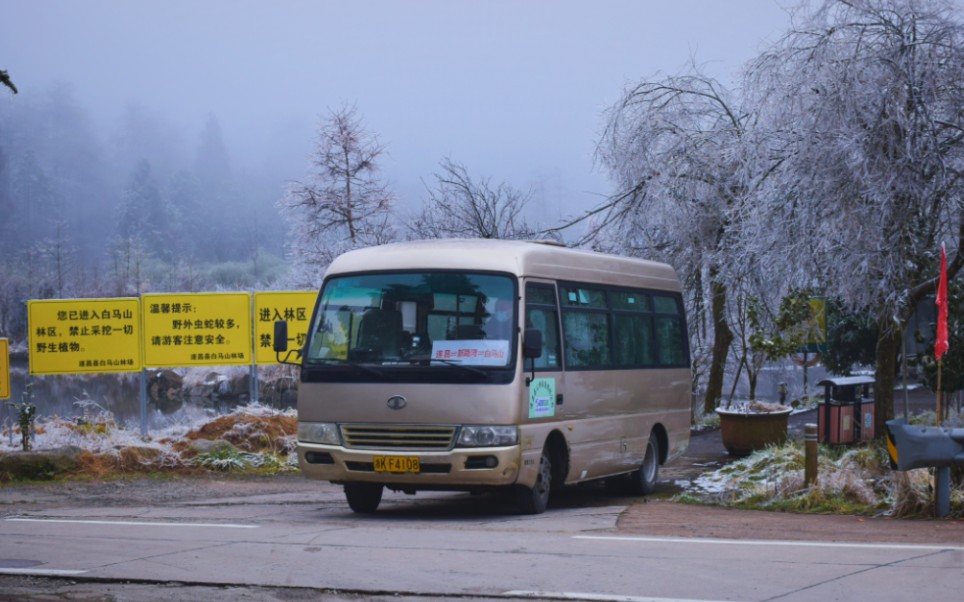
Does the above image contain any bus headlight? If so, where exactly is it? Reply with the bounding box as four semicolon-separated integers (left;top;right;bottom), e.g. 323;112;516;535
298;422;340;445
457;425;518;447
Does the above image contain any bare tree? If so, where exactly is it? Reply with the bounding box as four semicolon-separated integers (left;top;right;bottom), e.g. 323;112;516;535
280;105;394;286
409;158;538;240
745;0;964;434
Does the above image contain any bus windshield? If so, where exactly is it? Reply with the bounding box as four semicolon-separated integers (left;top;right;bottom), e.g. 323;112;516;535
305;271;516;369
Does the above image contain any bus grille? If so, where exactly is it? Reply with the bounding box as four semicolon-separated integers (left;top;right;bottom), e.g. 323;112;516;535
340;424;457;450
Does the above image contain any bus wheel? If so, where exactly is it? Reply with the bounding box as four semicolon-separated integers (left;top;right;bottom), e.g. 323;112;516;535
516;446;552;514
344;482;383;513
628;434;659;496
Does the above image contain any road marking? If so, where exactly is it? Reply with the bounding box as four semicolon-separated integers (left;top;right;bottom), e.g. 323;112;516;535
574;535;964;552
6;518;258;529
504;592;735;602
0;568;87;576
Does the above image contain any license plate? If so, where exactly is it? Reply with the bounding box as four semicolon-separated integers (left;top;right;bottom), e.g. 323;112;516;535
373;455;420;473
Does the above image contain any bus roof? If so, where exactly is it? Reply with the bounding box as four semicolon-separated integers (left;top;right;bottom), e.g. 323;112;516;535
324;239;682;292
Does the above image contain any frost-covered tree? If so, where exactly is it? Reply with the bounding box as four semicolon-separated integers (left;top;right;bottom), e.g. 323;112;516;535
745;0;964;434
409;158;538;240
193;113;232;199
2;83;112;261
111;102;182;190
108;236;149;296
117;160;176;261
0;260;28;338
591;69;759;414
33;221;75;299
41;83;111;260
9;150;57;247
165;170;203;259
280;105;395;287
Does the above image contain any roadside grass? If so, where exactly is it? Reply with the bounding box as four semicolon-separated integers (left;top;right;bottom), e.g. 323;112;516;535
679;437;963;519
3;399;962;519
0;402;298;482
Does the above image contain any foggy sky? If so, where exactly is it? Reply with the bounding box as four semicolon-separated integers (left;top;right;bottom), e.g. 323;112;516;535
2;0;794;223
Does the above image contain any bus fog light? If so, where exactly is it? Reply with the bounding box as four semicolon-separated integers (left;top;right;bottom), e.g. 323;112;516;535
457;425;518;447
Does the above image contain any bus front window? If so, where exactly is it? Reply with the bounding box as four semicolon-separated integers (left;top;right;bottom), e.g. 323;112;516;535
305;272;516;370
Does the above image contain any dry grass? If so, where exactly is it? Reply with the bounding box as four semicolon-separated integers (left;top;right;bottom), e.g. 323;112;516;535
186;412;297;454
0;403;298;481
685;439;963;518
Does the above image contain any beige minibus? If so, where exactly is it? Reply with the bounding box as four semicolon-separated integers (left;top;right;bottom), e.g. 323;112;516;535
276;239;691;514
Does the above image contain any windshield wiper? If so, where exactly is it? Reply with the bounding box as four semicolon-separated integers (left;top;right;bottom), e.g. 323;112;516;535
317;359;384;377
429;359;489;377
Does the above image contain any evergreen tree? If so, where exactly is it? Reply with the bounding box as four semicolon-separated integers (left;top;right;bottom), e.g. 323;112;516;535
118;160;175;261
166;170;203;259
193;113;231;198
10;151;57;247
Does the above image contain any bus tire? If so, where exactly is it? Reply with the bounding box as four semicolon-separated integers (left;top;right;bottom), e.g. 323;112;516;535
344;482;383;513
627;433;659;496
516;445;552;514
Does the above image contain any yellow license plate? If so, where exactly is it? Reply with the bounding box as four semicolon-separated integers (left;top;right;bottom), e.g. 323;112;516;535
373;455;420;473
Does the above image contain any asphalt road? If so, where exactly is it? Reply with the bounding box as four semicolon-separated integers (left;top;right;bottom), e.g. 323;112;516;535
0;391;959;601
0;470;961;602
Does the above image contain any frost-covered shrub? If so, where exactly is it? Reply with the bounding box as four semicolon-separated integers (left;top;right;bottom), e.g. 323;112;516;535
0;401;298;479
686;439;960;517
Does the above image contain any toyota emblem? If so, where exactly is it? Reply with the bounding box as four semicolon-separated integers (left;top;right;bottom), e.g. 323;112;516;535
386;395;407;410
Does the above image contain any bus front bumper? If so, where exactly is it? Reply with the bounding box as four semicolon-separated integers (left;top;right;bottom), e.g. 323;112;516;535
296;442;524;489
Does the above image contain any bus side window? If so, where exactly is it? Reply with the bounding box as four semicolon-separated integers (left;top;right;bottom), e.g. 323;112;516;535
525;283;561;369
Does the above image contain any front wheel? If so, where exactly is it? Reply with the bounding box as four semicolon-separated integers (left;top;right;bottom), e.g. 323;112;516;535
344;482;383;513
627;434;659;496
516;446;552;514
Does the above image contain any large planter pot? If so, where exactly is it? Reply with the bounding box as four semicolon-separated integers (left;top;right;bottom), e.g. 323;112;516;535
716;406;792;457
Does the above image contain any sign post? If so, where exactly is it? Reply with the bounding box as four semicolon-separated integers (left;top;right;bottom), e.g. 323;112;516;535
0;338;9;400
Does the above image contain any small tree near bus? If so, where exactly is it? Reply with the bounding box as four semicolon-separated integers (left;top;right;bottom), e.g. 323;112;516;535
729;288;813;404
280;104;395;287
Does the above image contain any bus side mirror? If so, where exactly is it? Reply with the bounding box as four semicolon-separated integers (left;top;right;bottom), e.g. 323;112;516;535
274;321;289;353
523;328;543;359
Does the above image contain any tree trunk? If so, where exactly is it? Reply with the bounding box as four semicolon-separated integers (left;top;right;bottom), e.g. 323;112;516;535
873;318;901;439
703;280;733;415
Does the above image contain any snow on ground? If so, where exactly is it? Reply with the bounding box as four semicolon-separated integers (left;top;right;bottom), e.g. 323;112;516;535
0;401;298;475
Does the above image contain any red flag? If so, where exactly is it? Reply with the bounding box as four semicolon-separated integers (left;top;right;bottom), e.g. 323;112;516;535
935;244;949;360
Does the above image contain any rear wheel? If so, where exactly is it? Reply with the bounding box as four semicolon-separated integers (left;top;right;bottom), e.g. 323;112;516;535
627;434;659;495
344;482;383;513
516;445;552;514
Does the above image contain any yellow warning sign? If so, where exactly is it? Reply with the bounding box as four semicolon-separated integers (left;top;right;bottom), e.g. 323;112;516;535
27;298;142;375
0;338;9;399
142;292;251;367
804;297;828;353
253;291;316;365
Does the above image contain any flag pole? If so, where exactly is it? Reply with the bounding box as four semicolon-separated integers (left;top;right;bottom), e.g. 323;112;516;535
936;358;943;426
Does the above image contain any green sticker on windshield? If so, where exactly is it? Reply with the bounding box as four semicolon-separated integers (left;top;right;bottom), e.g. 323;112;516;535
529;378;556;418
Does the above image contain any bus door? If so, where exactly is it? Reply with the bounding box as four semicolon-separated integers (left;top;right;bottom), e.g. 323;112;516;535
523;281;565;424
